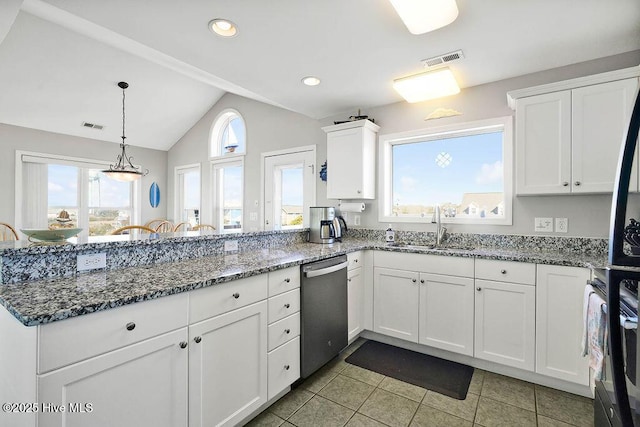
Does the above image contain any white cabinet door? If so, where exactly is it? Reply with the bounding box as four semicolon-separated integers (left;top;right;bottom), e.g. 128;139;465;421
189;301;267;427
572;78;639;193
324;121;378;199
418;273;474;356
536;265;590;385
38;328;189;427
347;266;364;341
474;279;535;371
373;267;419;342
516;91;572;195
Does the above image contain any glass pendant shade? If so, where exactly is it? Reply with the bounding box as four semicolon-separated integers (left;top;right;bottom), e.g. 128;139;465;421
389;0;459;34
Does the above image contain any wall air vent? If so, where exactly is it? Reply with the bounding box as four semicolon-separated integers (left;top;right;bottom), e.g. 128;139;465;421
421;50;464;68
82;122;104;130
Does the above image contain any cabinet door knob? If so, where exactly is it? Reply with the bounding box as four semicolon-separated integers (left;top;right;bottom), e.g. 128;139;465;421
179;341;188;349
232;292;240;299
476;287;482;291
284;278;291;283
574;181;581;186
500;269;507;274
357;190;362;194
411;278;417;283
126;322;136;331
420;279;425;284
348;278;352;282
354;259;358;263
285;329;291;334
194;336;202;343
284;303;291;308
284;365;290;370
562;181;569;186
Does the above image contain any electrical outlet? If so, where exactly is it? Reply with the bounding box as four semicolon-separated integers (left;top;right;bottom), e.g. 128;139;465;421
77;253;106;271
224;240;239;252
354;215;361;226
249;212;258;221
534;217;553;232
555;218;568;233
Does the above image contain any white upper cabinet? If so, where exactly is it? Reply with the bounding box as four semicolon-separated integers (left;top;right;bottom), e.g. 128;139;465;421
322;119;379;199
509;67;639;195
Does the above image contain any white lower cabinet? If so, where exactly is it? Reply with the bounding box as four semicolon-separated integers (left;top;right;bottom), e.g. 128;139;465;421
347;266;364;341
419;273;474;356
536;264;590;385
373;267;419;342
38;328;189;427
188;301;268;427
474;279;536;371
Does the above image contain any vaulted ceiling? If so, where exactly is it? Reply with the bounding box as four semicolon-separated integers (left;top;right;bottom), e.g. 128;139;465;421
0;0;638;150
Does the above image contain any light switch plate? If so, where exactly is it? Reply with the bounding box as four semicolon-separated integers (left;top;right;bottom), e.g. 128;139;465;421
555;218;568;233
534;217;553;232
354;215;361;226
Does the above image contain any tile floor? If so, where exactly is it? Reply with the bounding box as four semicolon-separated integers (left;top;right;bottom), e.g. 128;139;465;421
247;339;594;427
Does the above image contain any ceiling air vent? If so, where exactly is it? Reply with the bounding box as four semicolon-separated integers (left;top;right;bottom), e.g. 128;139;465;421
421;50;464;68
82;122;104;130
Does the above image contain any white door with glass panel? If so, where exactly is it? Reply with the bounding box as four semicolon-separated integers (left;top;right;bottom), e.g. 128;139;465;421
263;149;315;230
175;164;200;227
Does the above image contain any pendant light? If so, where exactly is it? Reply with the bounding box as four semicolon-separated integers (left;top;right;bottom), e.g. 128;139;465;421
102;81;149;182
389;0;459;34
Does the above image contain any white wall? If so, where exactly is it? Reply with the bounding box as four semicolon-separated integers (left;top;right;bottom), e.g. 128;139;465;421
320;51;640;238
0;123;168;226
167;93;327;230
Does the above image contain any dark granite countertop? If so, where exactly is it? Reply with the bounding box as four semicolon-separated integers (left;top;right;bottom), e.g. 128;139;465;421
0;238;607;327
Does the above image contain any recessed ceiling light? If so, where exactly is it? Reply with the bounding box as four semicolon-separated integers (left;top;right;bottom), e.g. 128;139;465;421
302;76;321;86
208;19;238;37
393;68;460;103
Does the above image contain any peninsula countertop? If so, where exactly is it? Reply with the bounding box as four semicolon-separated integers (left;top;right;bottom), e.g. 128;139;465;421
0;238;607;327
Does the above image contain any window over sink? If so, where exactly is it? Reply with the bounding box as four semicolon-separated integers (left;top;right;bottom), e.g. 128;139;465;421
378;117;513;225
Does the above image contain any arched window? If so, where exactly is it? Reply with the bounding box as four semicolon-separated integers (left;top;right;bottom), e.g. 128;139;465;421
210;109;246;158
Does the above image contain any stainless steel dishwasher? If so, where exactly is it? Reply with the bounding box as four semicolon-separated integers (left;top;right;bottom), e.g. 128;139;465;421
300;255;349;378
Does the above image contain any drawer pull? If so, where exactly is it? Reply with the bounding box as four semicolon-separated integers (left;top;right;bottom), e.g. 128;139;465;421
575;181;581;186
563;181;569;187
194;336;202;344
476;287;482;291
500;269;506;274
126;322;136;331
354;259;359;263
285;329;291;334
284;303;291;309
179;341;188;349
232;292;240;299
284;278;291;283
284;365;290;370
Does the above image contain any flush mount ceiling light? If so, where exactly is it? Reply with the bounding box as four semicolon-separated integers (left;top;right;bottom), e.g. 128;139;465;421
389;0;459;34
102;82;149;182
302;76;321;86
392;68;460;103
208;19;238;37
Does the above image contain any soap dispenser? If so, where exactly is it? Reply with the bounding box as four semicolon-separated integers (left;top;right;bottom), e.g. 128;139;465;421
385;224;395;243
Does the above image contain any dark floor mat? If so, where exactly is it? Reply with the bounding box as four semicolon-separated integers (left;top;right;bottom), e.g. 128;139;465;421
345;340;474;400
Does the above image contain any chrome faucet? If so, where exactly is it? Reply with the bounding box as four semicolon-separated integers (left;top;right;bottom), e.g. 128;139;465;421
432;205;447;246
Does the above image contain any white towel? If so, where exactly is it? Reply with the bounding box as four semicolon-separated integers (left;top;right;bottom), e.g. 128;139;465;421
582;284;608;380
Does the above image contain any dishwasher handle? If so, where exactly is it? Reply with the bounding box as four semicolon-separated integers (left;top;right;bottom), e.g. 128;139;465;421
304;261;348;278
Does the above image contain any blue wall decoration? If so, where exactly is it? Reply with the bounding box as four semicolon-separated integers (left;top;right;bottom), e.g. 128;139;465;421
149;182;160;208
319;161;327;182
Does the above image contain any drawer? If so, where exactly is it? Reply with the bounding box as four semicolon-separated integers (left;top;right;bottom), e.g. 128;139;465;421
268;336;300;400
375;251;474;277
268;266;300;296
475;259;536;285
347;251;363;270
190;274;268;323
268;312;300;351
38;292;189;373
268;288;300;324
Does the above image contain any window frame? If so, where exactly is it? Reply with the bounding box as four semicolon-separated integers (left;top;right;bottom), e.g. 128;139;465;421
378;116;513;225
209;108;246;159
210;157;244;234
15;150;141;237
174;163;201;227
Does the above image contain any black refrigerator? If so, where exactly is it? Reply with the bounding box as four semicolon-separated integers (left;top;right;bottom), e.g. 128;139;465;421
595;84;640;426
